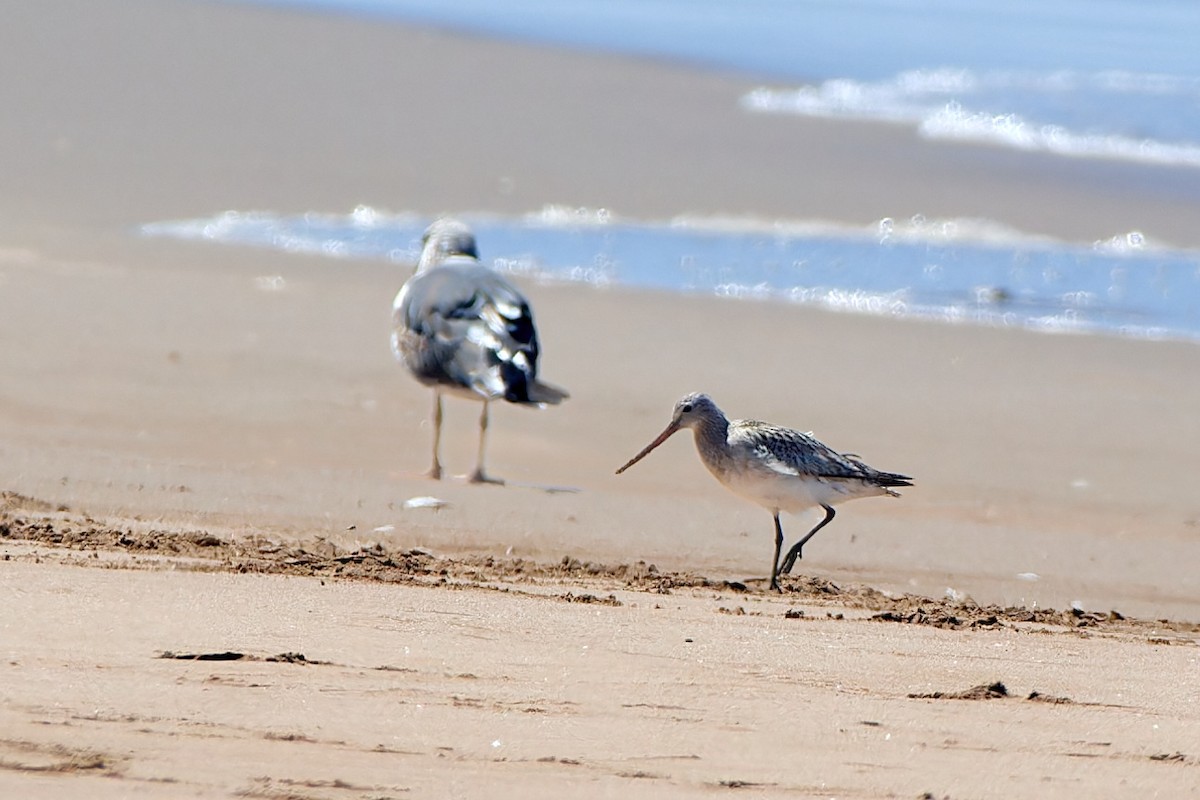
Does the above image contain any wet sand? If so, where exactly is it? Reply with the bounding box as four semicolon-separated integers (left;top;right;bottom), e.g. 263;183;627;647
2;0;1199;797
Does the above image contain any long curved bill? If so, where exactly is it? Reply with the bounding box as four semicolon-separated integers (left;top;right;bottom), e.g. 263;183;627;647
615;421;681;474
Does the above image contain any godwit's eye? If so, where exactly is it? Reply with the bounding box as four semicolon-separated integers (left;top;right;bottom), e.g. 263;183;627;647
681;402;693;413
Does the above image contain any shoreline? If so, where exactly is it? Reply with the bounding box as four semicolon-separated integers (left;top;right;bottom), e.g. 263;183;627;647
140;205;1200;346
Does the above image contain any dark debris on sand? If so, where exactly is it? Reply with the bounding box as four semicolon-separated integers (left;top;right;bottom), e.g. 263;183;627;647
909;681;1009;701
908;683;1136;709
158;650;329;665
3;493;1198;642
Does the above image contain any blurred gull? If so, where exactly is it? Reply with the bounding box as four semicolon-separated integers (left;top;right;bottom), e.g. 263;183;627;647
391;219;568;484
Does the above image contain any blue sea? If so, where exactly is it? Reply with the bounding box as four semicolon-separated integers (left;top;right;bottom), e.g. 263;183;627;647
146;0;1200;341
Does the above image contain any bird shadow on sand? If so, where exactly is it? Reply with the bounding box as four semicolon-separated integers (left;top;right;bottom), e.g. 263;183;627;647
501;480;582;495
396;474;582;496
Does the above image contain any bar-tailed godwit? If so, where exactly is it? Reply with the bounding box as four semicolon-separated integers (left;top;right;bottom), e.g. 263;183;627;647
391;219;568;483
616;393;911;591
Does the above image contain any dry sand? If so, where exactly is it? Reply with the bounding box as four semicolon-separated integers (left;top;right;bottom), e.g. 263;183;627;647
2;0;1199;797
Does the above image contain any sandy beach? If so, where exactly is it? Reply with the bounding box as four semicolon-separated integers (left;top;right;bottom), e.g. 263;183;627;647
2;0;1199;797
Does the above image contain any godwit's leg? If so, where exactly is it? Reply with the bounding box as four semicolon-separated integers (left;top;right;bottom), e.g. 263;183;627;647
469;399;503;484
769;512;785;592
427;391;444;480
780;504;836;575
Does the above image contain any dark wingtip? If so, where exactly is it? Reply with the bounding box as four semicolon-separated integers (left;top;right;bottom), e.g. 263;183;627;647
497;362;568;406
879;473;914;488
528;380;569;405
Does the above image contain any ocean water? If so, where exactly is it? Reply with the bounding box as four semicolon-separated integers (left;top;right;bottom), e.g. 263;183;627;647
160;0;1200;342
143;207;1200;342
246;0;1200;169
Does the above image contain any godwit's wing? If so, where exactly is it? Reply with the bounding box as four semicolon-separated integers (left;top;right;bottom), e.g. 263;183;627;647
733;420;912;489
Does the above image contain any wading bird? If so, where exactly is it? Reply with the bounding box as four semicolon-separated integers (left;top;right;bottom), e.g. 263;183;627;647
616;393;911;590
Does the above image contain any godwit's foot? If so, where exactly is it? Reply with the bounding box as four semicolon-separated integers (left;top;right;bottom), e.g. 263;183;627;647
779;547;802;577
769;567;783;593
426;464;443;480
468;469;505;486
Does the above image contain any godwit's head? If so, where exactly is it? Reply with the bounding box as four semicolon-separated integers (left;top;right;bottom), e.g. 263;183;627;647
668;392;725;430
615;392;725;474
417;218;479;272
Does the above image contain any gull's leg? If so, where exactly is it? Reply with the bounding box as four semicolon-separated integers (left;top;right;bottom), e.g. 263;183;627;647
779;504;836;576
469;399;503;485
426;391;443;480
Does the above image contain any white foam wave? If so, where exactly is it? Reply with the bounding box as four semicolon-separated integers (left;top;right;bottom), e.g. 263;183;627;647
741;68;991;120
1092;230;1147;255
656;212;1057;252
920;104;1200;168
524;204;615;227
140;206;1200;344
141;208;1188;267
744;67;1200;169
